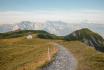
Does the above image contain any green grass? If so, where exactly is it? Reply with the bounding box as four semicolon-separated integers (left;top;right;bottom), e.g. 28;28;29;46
0;30;50;39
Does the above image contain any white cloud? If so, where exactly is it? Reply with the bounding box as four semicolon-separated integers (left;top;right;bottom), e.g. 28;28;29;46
0;10;104;24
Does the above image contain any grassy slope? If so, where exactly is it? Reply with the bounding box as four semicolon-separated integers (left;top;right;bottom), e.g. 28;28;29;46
0;30;49;39
0;30;104;70
64;28;104;52
55;40;104;70
0;35;58;70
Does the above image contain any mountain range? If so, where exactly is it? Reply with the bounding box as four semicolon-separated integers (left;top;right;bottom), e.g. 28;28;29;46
0;21;104;37
0;21;104;52
0;28;104;52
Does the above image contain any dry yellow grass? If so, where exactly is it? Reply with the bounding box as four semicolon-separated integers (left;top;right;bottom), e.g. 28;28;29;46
55;40;104;70
16;43;58;70
1;35;104;70
0;36;58;70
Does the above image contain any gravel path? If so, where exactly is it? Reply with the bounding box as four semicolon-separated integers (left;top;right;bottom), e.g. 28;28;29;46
42;44;77;70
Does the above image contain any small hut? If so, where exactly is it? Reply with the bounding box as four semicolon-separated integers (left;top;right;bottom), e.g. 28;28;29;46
26;34;33;39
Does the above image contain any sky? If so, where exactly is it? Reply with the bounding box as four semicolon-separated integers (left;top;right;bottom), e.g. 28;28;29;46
0;0;104;24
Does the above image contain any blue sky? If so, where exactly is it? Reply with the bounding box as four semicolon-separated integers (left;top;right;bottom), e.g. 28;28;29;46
0;0;104;11
0;0;104;24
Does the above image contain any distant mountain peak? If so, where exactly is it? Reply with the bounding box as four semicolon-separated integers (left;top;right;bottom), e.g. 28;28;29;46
44;21;70;36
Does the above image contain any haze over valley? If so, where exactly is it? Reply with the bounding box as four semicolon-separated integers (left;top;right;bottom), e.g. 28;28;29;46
0;21;104;38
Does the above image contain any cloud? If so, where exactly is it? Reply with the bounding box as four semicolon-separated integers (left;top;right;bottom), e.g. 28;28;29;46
0;10;104;24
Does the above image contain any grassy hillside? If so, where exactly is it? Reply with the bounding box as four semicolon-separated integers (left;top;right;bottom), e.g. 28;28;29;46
0;30;49;39
0;30;104;70
64;28;104;52
0;36;58;70
56;40;104;70
37;32;64;40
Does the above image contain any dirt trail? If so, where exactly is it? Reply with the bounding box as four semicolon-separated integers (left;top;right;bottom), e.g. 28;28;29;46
42;44;77;70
